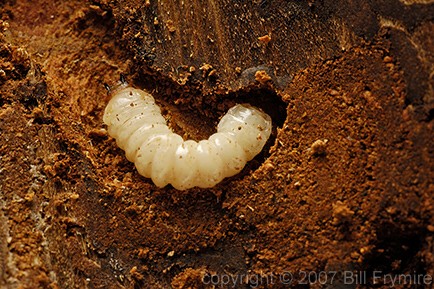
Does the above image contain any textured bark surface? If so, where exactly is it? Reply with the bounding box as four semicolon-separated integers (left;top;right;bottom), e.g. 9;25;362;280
0;0;433;288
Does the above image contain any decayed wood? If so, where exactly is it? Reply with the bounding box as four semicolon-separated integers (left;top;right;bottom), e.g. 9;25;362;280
0;0;433;288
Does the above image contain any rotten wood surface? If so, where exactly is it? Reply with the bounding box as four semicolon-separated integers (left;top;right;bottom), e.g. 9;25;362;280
0;0;433;288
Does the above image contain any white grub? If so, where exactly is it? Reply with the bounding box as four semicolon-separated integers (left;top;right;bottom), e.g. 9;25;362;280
103;83;272;190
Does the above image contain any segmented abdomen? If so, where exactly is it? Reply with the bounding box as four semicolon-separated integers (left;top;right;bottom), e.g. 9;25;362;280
103;84;272;190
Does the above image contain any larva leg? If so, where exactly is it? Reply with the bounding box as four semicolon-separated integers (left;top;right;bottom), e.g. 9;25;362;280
103;84;272;190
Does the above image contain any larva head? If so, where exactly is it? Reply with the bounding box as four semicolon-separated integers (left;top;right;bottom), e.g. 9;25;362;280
217;104;272;160
103;84;156;131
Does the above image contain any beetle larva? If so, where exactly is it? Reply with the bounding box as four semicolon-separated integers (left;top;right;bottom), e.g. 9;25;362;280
103;83;272;190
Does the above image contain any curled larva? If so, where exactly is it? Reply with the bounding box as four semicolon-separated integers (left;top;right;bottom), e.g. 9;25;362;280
103;83;272;190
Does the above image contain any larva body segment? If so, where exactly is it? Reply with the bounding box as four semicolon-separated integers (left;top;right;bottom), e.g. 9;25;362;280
195;140;225;188
124;124;171;161
104;84;272;190
151;133;184;187
208;133;246;176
